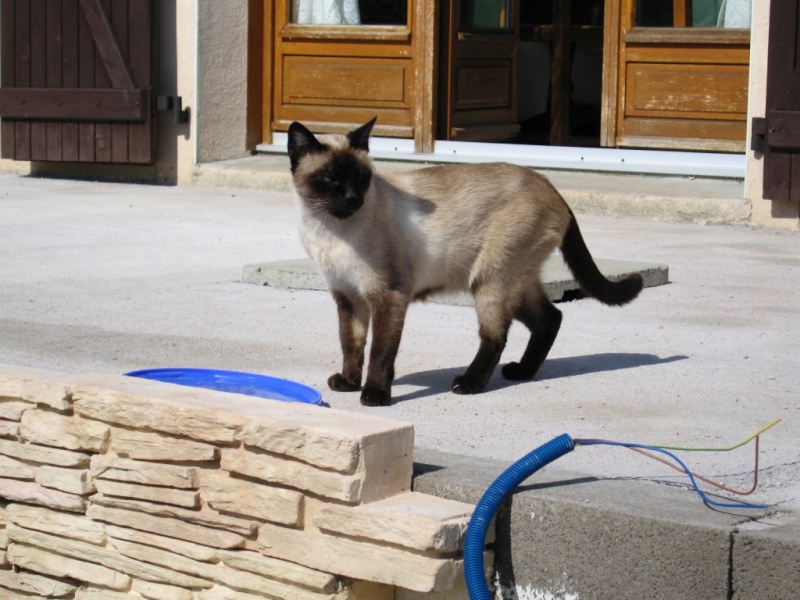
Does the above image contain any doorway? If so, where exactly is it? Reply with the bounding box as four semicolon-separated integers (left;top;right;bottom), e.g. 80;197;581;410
438;0;606;147
263;0;750;154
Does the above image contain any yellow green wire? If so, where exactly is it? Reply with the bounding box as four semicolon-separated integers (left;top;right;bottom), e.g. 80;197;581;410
651;419;781;452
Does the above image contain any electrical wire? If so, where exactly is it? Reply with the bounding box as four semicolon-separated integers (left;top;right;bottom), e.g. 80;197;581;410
465;426;777;599
574;420;779;509
573;438;769;509
628;436;759;496
649;418;781;452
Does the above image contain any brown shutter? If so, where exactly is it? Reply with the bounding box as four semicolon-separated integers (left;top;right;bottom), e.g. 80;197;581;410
0;0;154;164
763;0;800;202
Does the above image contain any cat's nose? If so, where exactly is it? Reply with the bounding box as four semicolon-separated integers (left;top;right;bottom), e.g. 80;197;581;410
344;194;360;207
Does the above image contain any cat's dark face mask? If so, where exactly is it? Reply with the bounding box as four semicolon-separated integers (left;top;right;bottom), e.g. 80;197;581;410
288;117;377;220
307;152;372;219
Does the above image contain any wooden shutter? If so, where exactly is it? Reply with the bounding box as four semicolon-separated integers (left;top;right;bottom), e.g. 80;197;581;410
0;0;154;164
763;0;800;202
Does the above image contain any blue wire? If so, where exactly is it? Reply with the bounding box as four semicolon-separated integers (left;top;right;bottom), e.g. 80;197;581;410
574;439;767;510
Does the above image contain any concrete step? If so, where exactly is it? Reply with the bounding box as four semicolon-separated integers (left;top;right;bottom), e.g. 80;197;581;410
242;256;669;305
194;154;750;225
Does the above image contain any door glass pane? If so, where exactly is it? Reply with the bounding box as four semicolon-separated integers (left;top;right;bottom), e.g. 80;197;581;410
635;0;751;28
461;0;510;30
292;0;407;25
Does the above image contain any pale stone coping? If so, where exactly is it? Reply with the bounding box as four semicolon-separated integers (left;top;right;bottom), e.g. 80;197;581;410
72;373;416;481
0;478;86;513
199;471;303;525
90;455;200;490
9;542;134;591
95;479;201;509
0;363;488;596
109;428;218;462
7;523;209;589
92;493;259;537
36;465;96;496
21;411;110;453
0;438;90;468
0;568;77;597
6;504;106;545
0;363;80;411
73;372;411;443
0;456;35;481
314;491;483;553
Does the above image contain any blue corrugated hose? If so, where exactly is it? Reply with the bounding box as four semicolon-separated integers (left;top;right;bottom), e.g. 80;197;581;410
463;433;575;600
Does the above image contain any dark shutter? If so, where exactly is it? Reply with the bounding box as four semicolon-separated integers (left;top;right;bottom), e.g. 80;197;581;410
0;0;154;164
763;0;800;202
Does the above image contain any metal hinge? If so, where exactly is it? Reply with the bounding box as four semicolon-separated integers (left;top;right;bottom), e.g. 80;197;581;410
751;116;766;153
157;95;190;125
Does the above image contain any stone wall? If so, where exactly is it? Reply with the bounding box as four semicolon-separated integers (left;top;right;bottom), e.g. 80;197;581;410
0;364;487;599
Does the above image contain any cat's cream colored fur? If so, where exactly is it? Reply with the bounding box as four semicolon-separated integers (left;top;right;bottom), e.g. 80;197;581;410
289;119;642;406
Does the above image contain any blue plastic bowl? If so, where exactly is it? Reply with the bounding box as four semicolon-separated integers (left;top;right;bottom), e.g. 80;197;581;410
125;368;325;406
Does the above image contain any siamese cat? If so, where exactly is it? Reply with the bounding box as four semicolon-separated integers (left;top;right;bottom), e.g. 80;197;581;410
288;118;643;407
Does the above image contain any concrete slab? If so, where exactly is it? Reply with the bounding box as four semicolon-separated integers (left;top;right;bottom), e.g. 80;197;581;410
413;449;768;600
732;517;800;599
242;257;670;306
0;171;797;598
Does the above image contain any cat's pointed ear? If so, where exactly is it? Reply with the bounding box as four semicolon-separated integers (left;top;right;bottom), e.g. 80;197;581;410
347;117;377;152
288;121;325;173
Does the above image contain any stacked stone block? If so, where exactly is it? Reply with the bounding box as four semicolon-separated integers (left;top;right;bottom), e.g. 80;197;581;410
0;364;487;599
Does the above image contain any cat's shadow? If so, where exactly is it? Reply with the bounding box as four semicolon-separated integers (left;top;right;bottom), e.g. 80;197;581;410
392;353;687;403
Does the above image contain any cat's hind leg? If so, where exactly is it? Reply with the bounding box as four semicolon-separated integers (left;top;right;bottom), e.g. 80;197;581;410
502;284;562;381
452;282;514;395
328;290;370;392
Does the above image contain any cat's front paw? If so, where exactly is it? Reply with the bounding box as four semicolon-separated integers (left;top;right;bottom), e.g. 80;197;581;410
501;362;535;381
328;373;361;392
360;385;391;407
451;375;487;395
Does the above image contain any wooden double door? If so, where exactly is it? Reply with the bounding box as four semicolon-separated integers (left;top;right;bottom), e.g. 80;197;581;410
267;0;601;149
266;0;751;152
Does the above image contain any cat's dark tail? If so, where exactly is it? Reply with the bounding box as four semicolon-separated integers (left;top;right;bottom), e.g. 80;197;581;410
559;209;643;306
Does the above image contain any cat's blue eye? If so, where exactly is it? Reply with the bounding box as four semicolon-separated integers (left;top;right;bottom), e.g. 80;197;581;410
322;172;335;183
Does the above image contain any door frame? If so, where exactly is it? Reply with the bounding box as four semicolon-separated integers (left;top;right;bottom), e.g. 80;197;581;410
600;0;621;147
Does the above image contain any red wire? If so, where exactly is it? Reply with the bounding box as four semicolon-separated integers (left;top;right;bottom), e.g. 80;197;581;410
628;436;760;496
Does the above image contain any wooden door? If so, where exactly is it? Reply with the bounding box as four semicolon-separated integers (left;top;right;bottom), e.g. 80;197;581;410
0;0;154;164
269;0;436;151
439;0;520;141
762;0;800;202
609;0;750;152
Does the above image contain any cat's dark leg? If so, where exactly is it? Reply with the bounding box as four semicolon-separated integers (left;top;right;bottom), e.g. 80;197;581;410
328;290;370;392
360;290;409;407
502;286;562;381
452;285;512;395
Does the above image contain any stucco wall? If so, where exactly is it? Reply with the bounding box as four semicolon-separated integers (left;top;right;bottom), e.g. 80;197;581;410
196;0;253;165
0;363;484;599
745;0;800;228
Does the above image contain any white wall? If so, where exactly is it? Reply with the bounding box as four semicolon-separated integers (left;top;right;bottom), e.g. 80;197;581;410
745;0;800;227
196;0;253;165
